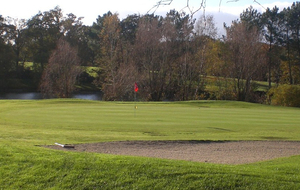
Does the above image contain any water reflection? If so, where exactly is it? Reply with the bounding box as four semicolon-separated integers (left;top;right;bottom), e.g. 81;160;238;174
72;93;102;101
0;92;102;100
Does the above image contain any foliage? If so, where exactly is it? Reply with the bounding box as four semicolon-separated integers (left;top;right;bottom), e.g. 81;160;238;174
0;40;16;91
133;14;173;101
1;3;300;103
93;13;138;100
224;21;265;101
0;40;15;76
261;6;283;88
26;6;62;71
280;59;300;84
40;38;82;98
267;84;300;107
209;77;237;100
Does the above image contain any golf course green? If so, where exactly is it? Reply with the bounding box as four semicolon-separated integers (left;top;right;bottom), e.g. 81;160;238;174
0;99;300;189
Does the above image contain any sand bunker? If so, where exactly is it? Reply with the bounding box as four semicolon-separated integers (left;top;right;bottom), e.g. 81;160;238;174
45;140;300;164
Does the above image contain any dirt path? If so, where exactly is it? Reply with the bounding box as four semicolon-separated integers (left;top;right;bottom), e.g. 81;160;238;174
45;141;300;164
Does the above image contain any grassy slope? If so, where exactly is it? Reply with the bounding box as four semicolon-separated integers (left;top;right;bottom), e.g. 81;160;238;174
0;100;300;189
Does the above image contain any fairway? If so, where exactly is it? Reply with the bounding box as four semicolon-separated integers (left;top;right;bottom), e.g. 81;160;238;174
1;99;300;189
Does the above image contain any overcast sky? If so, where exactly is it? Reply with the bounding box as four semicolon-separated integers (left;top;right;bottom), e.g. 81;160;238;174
0;0;295;35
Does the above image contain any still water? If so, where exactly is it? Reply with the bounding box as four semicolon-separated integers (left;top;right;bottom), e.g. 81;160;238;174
0;92;102;100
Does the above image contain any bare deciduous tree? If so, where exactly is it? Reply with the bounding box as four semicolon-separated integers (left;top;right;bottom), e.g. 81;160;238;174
107;62;137;101
225;21;265;101
40;37;82;98
195;14;217;38
193;14;218;99
133;15;166;101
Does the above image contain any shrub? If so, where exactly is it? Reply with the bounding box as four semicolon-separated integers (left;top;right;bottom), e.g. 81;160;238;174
267;84;300;107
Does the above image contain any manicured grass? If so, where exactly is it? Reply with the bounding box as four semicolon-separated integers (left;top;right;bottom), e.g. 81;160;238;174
0;99;300;189
83;66;100;78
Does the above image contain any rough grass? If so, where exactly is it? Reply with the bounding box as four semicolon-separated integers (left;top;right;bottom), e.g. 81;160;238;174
0;99;300;189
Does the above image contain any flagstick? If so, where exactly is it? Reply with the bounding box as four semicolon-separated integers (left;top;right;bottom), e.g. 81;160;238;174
134;82;138;117
134;91;136;117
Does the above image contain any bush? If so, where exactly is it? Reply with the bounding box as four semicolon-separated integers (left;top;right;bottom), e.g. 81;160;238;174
267;84;300;107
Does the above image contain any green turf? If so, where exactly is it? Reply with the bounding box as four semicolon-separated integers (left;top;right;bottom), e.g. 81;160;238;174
0;99;300;189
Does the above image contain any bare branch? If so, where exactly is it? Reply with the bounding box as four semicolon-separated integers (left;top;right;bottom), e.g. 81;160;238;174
148;0;174;14
148;0;208;19
148;0;207;17
181;0;206;19
226;0;239;3
149;0;264;17
253;0;266;10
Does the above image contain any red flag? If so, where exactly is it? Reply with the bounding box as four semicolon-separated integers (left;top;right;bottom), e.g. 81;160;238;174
134;82;138;92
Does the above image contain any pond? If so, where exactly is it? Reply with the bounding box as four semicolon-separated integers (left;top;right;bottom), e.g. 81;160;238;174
0;92;102;101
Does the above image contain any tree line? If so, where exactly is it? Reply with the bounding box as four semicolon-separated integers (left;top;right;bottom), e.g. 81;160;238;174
0;3;299;103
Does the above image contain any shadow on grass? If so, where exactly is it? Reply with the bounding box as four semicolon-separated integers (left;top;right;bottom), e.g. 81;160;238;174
207;127;234;132
260;136;289;140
